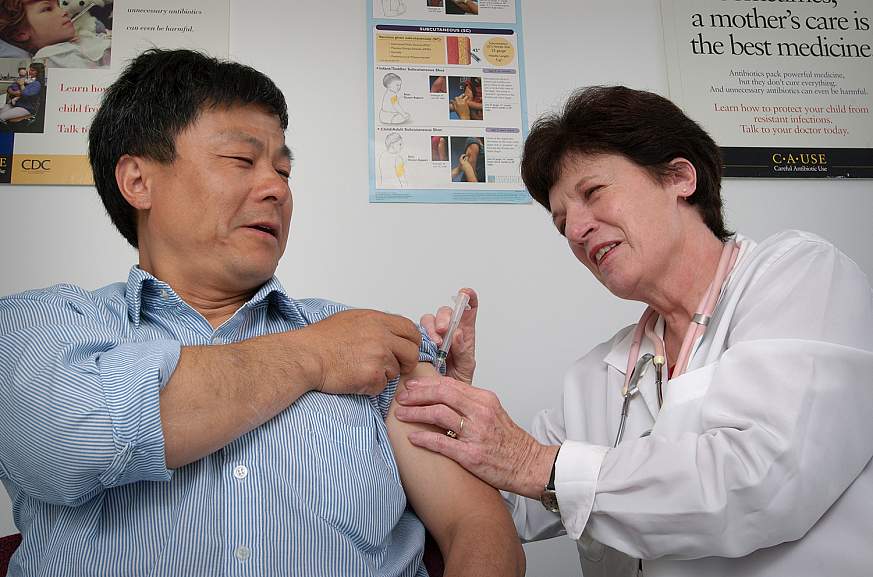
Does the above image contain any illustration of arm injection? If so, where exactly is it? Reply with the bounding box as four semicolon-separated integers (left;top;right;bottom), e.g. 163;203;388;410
435;291;471;373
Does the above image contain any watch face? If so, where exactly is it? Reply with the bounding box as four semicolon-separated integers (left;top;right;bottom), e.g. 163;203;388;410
541;490;559;513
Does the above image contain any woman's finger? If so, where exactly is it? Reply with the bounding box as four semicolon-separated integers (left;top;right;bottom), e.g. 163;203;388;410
395;403;462;433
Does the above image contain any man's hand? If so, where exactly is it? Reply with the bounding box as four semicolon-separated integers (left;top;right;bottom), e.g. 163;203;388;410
297;309;423;396
420;288;477;384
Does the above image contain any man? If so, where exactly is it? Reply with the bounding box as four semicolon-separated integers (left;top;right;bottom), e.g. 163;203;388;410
0;49;523;576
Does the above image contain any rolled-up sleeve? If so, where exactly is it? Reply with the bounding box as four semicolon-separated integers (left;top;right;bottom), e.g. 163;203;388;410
0;294;178;507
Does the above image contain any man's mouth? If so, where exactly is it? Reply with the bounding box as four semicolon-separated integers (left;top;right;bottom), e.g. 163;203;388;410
246;224;278;238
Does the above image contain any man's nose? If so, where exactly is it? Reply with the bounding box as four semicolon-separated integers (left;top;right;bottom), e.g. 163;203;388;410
254;167;291;205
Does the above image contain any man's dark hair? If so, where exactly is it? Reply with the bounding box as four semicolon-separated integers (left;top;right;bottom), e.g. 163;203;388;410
521;86;731;241
88;49;289;248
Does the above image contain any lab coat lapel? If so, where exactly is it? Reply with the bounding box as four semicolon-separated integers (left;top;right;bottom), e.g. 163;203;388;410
602;324;661;421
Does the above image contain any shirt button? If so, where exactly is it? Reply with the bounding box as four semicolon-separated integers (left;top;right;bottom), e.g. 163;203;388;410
234;545;251;561
233;465;248;480
211;336;225;344
159;289;169;300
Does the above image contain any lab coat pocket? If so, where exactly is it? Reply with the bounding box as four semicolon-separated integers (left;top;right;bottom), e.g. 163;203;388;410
654;362;718;434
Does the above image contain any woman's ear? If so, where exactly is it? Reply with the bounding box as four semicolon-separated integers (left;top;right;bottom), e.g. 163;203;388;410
668;157;697;200
115;155;153;211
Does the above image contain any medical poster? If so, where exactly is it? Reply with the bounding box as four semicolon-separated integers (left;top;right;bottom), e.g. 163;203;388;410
661;0;873;178
0;0;229;186
368;0;530;203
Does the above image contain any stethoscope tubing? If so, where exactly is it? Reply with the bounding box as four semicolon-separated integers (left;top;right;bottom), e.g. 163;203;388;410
614;241;739;448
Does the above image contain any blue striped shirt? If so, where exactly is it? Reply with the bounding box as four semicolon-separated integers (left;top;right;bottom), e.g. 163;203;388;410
0;267;436;576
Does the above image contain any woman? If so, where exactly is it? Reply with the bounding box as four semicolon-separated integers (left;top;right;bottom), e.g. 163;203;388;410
396;86;873;576
0;62;42;122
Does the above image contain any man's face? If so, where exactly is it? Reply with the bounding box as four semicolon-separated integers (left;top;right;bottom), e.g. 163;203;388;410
18;0;76;51
137;105;293;294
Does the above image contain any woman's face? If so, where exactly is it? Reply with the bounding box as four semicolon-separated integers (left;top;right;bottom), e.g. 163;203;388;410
548;152;691;301
18;0;76;52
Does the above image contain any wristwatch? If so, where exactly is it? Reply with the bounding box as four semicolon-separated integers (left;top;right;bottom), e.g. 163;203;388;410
540;447;561;514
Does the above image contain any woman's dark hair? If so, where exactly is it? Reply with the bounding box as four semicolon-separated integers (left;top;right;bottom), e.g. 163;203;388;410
88;48;289;248
27;61;43;83
521;86;731;240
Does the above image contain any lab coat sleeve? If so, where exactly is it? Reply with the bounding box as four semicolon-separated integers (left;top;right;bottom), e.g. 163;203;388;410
564;237;873;559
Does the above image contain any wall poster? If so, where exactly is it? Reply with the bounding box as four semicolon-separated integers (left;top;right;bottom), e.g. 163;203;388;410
662;0;873;178
368;0;530;203
0;0;229;186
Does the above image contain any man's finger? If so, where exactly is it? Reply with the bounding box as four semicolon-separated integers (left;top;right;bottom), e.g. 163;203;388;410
391;336;422;374
389;314;423;345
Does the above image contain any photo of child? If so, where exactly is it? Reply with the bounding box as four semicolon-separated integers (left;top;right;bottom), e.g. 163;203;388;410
0;59;45;132
448;76;482;121
0;0;112;69
445;0;477;15
450;136;485;182
429;75;446;93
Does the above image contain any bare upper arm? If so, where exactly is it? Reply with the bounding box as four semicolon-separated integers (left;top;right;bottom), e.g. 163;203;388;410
385;363;509;547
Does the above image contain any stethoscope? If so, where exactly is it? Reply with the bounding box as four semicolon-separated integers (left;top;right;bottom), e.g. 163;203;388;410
614;240;740;448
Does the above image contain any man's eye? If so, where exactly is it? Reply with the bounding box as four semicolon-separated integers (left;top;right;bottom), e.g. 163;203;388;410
231;157;253;165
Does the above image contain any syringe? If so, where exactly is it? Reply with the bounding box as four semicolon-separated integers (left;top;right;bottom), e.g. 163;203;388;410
436;291;471;373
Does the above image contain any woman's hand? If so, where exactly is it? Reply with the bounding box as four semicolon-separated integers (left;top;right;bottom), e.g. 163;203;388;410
395;376;558;499
420;288;478;384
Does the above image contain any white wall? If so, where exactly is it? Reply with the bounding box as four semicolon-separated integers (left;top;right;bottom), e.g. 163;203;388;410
1;1;871;575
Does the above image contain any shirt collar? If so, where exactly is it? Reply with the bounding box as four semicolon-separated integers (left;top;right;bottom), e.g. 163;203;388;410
124;266;303;328
603;322;638;375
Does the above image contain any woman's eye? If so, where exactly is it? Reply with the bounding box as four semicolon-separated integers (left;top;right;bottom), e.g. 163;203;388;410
584;186;601;200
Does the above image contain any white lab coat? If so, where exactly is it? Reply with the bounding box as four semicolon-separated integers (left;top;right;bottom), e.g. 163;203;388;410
505;230;873;576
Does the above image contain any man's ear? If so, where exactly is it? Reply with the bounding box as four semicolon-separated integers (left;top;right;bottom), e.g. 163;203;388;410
668;157;697;200
115;154;153;210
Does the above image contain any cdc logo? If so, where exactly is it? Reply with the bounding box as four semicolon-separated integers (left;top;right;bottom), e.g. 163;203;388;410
21;159;52;171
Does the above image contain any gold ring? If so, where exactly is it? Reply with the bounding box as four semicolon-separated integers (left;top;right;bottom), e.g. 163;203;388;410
445;429;458;439
458;417;465;435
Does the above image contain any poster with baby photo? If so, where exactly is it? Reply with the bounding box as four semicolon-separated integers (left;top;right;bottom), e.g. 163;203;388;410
1;0;229;185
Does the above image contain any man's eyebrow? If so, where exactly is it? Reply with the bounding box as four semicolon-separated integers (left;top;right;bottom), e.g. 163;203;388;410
214;130;292;162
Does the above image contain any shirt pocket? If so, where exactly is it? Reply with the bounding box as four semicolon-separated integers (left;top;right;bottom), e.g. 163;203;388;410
288;395;406;550
653;362;719;435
